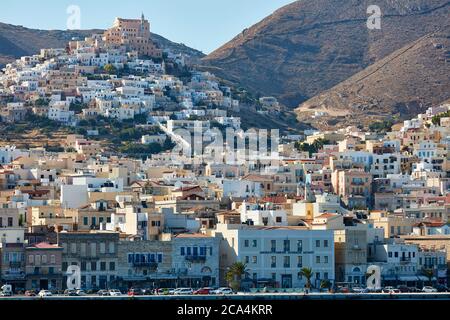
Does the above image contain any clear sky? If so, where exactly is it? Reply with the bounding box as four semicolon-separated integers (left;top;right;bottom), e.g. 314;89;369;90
0;0;295;54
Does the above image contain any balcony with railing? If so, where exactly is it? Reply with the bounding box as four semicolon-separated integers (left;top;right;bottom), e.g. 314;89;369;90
132;261;158;268
185;255;207;263
400;257;412;264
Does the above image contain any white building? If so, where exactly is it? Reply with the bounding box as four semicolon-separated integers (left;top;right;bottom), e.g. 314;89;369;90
240;202;288;226
214;223;335;288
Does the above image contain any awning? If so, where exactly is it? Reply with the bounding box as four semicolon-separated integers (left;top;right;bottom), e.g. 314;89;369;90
417;276;437;281
399;276;419;282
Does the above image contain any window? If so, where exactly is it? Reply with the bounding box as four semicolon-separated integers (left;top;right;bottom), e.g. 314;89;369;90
316;240;320;247
297;240;303;253
90;243;97;256
108;242;115;254
276;216;282;223
316;256;320;264
283;240;290;252
283;256;290;268
316;272;320;280
324;256;328;264
42;255;47;264
245;256;249;264
81;262;86;271
252;240;257;247
28;255;34;264
271;256;276;268
244;240;249;247
271;240;276;252
324;240;329;247
100;242;106;254
7;217;13;227
71;243;77;254
100;261;106;271
83;217;88;225
109;262;115;271
324;272;329;280
91;262;97;271
78;243;86;256
297;256;302;268
394;252;398;258
252;256;257;264
388;252;392;258
181;247;185;256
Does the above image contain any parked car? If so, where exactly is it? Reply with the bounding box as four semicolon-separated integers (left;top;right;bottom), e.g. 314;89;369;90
25;290;36;297
38;290;52;297
141;288;153;295
336;286;350;293
109;289;122;296
128;288;144;296
76;290;87;296
407;287;422;293
213;287;234;295
193;287;213;295
174;288;194;295
382;287;400;294
435;285;449;292
64;289;78;296
96;289;109;296
422;286;438;293
351;287;366;293
397;285;410;293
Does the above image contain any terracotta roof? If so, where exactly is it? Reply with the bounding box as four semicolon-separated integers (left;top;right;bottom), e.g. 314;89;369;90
315;213;339;219
242;174;272;182
27;242;61;249
173;233;211;238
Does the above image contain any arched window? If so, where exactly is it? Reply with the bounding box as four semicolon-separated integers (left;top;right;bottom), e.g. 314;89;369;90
201;266;212;273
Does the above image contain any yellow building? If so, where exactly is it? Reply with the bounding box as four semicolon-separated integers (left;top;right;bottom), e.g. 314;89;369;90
103;15;162;58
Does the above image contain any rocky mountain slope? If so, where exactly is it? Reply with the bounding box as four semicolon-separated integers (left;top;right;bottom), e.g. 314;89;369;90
0;22;204;66
201;0;450;108
296;25;450;130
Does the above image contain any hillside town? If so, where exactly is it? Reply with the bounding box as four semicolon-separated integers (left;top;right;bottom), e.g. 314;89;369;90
0;15;449;296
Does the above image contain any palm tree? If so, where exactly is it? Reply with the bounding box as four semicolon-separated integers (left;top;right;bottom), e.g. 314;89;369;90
320;280;332;292
422;268;434;286
299;267;313;290
227;262;248;291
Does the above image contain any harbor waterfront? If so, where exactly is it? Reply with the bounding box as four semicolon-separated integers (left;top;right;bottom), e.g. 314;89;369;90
1;293;450;300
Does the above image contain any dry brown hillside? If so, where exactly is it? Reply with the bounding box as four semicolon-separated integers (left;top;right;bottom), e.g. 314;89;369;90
295;25;450;130
201;0;450;108
0;22;204;67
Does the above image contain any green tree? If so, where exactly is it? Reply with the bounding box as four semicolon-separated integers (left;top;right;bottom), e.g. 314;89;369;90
299;267;313;290
320;280;332;292
226;262;248;292
103;64;117;75
422;268;434;286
